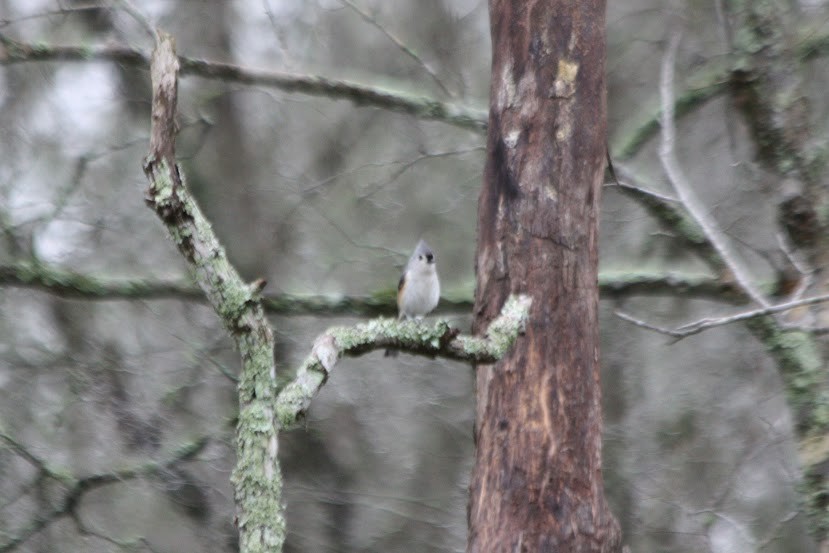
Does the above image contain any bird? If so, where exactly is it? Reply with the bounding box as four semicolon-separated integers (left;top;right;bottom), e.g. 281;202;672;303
385;239;440;357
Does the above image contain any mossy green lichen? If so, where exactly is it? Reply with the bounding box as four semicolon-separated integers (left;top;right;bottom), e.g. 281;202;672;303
800;474;829;539
748;317;828;434
275;368;325;429
32;41;51;55
232;401;286;551
274;295;531;430
79;43;94;60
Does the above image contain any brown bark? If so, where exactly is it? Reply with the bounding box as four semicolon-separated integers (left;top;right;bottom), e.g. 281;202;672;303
468;1;621;552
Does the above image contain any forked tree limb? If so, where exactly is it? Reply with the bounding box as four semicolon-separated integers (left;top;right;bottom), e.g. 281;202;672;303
141;31;286;553
140;30;531;553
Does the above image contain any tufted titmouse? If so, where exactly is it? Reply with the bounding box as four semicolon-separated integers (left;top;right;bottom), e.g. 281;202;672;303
385;239;440;357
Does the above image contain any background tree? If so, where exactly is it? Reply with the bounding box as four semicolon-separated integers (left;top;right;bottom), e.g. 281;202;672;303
1;1;829;552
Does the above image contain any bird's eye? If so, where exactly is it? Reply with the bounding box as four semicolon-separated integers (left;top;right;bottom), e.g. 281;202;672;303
426;253;434;262
418;255;423;260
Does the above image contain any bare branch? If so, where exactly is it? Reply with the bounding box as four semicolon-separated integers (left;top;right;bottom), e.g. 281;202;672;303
775;232;813;302
0;260;205;300
0;432;51;474
0;34;146;64
618;292;829;339
111;0;155;39
604;168;677;204
659;32;768;307
275;295;532;430
607;162;726;272
0;4;105;29
613;310;684;338
0;431;208;553
611;131;829;437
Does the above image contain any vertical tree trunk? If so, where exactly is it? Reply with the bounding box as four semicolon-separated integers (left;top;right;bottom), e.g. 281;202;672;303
468;2;621;552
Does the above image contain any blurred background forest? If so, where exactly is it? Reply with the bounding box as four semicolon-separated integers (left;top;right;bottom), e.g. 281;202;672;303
2;0;829;552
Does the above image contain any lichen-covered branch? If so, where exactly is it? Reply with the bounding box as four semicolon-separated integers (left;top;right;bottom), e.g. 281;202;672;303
275;294;531;430
5;28;829;151
598;269;743;301
729;1;814;184
724;2;829;543
140;32;284;553
0;259;741;312
0;259;204;300
0;34;486;134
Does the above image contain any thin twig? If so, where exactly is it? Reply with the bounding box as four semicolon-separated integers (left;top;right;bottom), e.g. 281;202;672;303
659;32;769;307
617;291;829;339
0;3;104;29
775;232;813;301
614;311;684;338
605;162;726;271
111;0;155;39
605;162;678;203
261;0;294;69
713;0;739;155
0;430;208;553
340;0;454;97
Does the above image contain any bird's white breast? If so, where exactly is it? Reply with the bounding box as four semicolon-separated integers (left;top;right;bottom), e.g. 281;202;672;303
401;265;440;318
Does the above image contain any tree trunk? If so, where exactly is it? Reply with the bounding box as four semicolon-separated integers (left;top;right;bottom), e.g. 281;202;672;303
468;1;621;552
